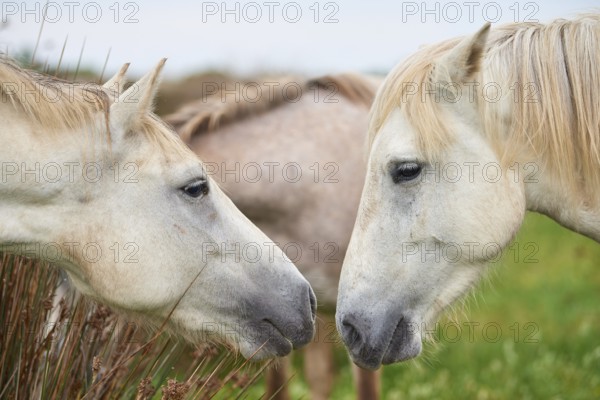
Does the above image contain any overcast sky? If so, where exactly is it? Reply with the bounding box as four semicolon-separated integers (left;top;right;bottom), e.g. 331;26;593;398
1;0;598;79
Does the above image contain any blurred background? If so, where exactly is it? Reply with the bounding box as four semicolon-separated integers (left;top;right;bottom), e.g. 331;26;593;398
2;1;599;399
2;0;598;77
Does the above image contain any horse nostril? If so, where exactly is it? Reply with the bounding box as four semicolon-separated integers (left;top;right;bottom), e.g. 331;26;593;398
342;317;362;346
308;288;317;321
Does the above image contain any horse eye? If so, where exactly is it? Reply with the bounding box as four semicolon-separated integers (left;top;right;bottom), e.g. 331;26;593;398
182;180;209;198
391;162;422;183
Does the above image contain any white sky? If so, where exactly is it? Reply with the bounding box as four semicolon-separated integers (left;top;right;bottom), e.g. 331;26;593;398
1;0;598;78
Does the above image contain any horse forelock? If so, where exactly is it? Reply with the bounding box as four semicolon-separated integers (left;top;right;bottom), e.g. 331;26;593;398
367;37;459;161
369;14;600;204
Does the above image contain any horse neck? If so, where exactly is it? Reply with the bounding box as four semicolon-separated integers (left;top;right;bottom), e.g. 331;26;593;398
476;63;600;242
525;174;600;242
520;152;600;242
0;104;89;253
491;110;600;241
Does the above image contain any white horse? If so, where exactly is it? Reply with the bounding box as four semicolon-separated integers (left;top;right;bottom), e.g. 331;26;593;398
0;57;316;360
336;15;600;370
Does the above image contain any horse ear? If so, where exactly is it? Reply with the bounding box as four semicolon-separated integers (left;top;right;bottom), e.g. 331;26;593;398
109;58;166;132
434;23;491;84
103;63;130;102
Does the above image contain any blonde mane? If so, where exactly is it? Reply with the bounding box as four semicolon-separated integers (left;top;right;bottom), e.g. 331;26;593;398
165;73;378;143
0;56;190;157
369;15;600;203
0;56;109;133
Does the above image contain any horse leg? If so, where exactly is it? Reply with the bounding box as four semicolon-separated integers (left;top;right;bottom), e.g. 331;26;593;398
304;315;335;400
352;364;381;400
265;356;291;400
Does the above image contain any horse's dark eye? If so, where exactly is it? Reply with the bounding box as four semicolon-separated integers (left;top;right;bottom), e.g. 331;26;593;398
391;162;422;183
182;180;209;198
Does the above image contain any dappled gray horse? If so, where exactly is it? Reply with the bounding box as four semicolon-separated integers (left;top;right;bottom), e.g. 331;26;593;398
166;74;381;400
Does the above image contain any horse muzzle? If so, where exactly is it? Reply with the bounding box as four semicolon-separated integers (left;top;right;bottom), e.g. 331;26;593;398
337;310;422;370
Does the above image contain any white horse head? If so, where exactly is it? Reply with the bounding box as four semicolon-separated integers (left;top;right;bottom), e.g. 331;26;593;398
337;16;600;370
0;57;316;359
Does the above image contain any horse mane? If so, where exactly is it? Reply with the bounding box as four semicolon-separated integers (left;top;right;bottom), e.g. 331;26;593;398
165;73;379;143
0;56;110;133
369;14;600;204
0;56;192;157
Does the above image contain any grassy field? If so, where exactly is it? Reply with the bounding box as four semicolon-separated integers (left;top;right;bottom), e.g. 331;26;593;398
240;212;600;399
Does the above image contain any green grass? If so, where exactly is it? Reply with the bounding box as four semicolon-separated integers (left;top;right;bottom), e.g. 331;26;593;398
244;212;600;399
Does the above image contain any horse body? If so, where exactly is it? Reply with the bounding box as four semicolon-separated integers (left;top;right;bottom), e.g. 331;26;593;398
0;58;316;360
337;15;600;370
